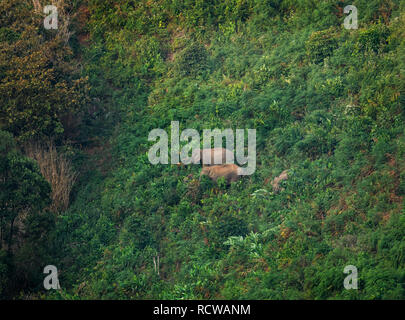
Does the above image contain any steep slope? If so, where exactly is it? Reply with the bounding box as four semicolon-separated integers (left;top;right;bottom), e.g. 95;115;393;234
48;0;404;299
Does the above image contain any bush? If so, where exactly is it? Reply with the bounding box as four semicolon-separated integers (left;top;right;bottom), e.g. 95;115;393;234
174;41;208;77
356;23;390;53
306;27;338;63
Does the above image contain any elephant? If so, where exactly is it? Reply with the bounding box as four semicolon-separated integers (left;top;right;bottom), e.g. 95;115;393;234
200;164;242;183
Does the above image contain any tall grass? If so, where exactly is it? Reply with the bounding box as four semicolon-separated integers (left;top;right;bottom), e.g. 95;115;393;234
24;142;77;213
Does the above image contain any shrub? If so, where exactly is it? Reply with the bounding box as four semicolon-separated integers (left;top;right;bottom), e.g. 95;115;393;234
214;215;249;244
306;27;338;63
174;41;208;77
356;23;390;53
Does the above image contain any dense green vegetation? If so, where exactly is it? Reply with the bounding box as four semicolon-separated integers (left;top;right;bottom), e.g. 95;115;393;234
1;0;404;299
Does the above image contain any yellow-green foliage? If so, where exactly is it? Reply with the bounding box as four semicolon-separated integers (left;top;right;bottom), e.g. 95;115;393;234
1;0;404;300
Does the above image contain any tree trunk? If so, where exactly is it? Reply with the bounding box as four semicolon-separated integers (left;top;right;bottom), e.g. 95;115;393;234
7;216;15;255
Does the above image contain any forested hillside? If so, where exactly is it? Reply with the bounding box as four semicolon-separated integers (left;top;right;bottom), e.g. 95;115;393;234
1;0;404;299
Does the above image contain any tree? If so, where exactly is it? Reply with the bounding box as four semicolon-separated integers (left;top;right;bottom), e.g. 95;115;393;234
0;130;52;297
0;131;50;254
0;0;88;142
